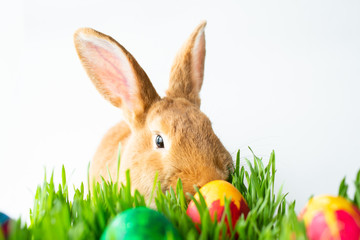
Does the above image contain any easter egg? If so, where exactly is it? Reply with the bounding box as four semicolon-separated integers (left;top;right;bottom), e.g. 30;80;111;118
101;207;181;240
299;195;360;240
186;180;249;231
0;212;10;238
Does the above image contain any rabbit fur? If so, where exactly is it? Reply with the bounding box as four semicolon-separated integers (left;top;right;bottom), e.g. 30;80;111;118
74;21;234;199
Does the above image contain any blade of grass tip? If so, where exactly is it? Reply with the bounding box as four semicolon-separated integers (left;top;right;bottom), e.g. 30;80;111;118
195;186;207;210
176;178;186;210
270;150;275;193
187;194;204;220
155;181;164;210
147;172;159;206
257;191;270;215
116;142;121;183
338;177;348;198
355;186;360;208
61;165;66;188
235;215;246;240
92;181;99;201
274;185;285;207
236;150;240;175
354;170;360;207
250;174;262;198
356;169;360;184
106;165;113;183
249;146;262;163
125;169;132;204
50;169;54;185
253;155;260;174
80;182;84;197
245;159;255;179
239;165;245;181
169;187;177;204
244;171;251;194
100;176;106;188
49;170;55;196
248;146;254;155
136;189;147;206
257;155;265;172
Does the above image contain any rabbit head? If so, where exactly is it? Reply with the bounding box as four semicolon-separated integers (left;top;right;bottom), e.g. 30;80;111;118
74;22;233;198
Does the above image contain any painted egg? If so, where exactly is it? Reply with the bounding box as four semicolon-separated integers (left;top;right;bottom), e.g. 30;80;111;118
0;212;10;238
299;195;360;240
101;207;181;240
186;180;249;231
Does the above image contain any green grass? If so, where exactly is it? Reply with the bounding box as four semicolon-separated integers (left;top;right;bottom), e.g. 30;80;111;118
2;149;360;240
338;169;360;208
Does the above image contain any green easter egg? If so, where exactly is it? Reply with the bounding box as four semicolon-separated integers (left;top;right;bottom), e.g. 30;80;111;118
101;207;181;240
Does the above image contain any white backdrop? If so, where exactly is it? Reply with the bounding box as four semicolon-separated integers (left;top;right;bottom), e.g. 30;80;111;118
1;0;360;221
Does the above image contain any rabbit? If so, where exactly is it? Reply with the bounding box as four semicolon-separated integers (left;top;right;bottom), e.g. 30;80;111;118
74;21;234;199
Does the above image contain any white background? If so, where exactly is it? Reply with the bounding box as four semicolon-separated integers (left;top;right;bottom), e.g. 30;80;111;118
1;0;359;221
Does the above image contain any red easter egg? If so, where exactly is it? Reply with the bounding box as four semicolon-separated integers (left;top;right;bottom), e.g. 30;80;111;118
299;195;360;240
186;180;249;233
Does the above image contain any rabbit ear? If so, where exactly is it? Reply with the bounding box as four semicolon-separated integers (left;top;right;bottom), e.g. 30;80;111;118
74;28;160;125
166;21;207;107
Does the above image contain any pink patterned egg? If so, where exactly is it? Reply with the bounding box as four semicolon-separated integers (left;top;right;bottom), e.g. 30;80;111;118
299;195;360;240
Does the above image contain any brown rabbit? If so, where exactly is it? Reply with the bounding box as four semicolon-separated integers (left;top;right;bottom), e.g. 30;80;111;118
74;21;233;199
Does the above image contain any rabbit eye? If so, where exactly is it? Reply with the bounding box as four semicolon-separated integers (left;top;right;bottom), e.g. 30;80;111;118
155;135;164;148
